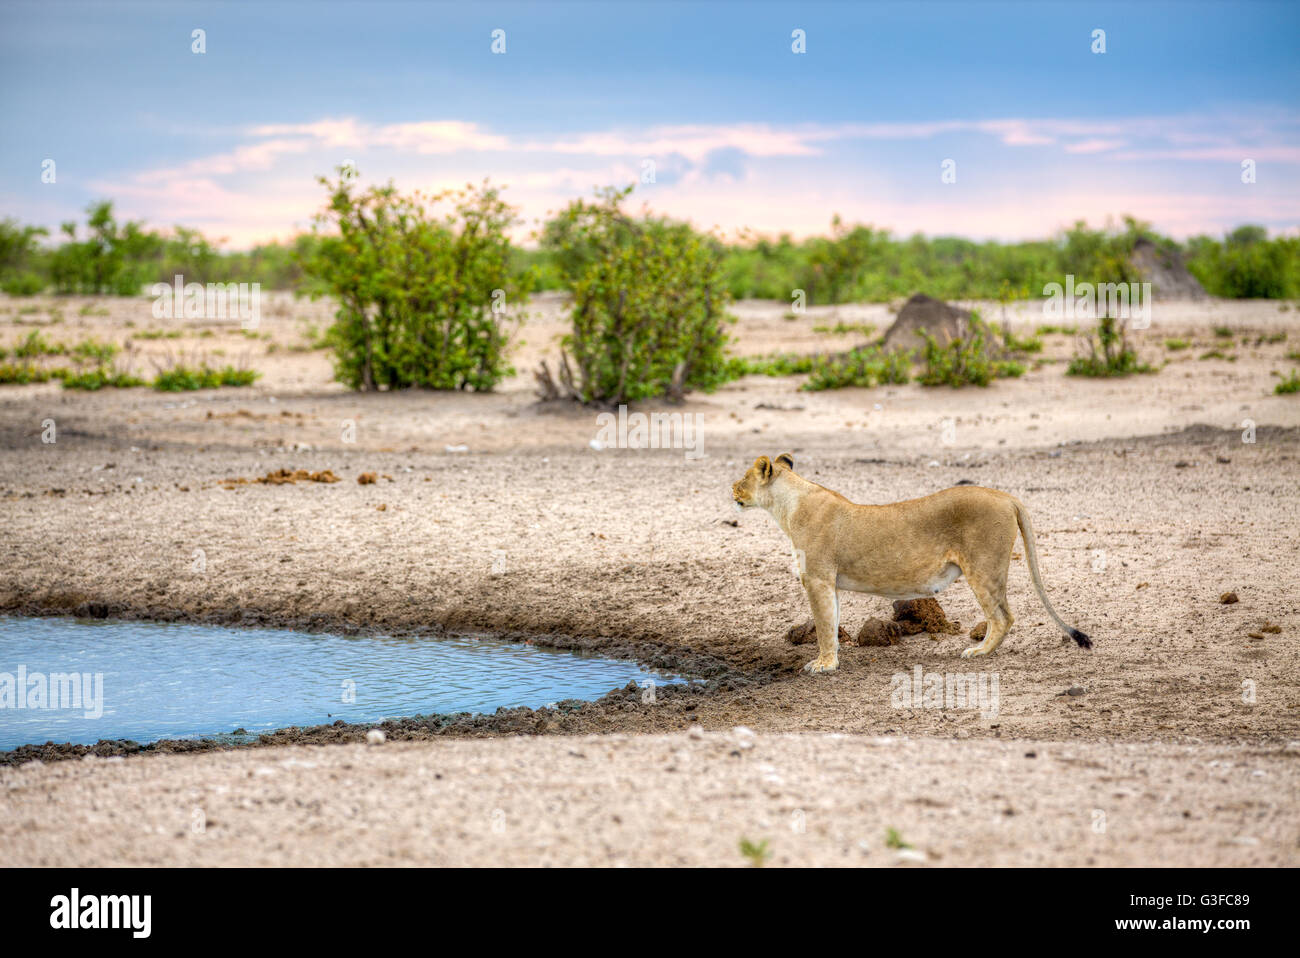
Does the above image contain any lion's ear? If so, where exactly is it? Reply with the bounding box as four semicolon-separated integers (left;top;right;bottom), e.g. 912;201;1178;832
774;452;794;471
753;456;773;481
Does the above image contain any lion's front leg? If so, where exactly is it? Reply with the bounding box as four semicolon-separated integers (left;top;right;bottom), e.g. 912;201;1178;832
801;576;839;674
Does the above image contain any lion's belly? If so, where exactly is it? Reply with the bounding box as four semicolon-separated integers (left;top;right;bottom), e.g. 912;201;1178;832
836;561;962;599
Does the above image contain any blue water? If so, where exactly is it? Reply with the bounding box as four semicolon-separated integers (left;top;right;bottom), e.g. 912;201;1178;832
0;617;685;750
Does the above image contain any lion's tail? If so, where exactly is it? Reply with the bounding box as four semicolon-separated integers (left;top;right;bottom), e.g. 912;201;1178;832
1012;499;1092;649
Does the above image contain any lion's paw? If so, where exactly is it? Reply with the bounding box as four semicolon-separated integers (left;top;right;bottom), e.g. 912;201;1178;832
803;658;839;674
960;645;990;659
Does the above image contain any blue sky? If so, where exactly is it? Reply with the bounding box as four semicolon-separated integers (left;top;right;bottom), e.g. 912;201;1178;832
2;0;1297;247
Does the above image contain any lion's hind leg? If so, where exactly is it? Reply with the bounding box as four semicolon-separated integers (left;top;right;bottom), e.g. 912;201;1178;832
960;556;1015;659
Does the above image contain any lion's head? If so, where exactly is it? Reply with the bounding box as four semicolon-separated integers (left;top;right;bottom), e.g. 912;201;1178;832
732;453;794;510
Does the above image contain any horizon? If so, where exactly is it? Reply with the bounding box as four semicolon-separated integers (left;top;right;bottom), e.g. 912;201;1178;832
3;0;1298;250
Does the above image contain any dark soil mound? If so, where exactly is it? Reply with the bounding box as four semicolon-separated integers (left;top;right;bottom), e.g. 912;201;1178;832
879;293;973;354
785;620;855;646
1130;239;1208;301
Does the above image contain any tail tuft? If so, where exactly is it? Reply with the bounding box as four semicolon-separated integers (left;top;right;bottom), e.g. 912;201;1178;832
1069;628;1093;650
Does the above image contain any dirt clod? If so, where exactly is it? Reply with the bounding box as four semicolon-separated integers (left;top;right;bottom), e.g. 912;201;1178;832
1220;592;1239;604
785;620;855;646
892;598;960;635
222;469;341;487
856;619;903;646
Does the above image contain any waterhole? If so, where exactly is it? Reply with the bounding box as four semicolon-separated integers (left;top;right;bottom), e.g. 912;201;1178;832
0;616;686;751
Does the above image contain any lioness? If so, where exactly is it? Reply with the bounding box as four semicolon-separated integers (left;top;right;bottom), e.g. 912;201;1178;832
732;454;1091;673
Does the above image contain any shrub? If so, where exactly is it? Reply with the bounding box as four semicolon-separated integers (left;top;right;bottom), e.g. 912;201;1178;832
803;346;911;391
0;363;57;385
918;314;1024;387
1187;227;1300;299
1274;369;1300;395
49;202;161;295
302;168;524;391
12;330;63;358
1067;315;1154;377
152;365;258;391
537;187;733;404
1;272;45;296
60;367;147;390
729;353;817;377
70;338;118;363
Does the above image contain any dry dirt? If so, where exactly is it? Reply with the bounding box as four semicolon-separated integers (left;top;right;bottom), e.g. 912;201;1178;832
1;292;1298;866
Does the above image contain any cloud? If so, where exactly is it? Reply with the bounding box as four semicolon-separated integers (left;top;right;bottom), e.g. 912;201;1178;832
73;108;1300;247
1063;139;1127;154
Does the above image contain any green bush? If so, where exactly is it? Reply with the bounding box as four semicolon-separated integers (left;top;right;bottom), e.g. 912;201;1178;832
60;367;147;390
1187;227;1300;299
728;353;817;377
12;330;63;358
1272;369;1299;395
0;363;57;385
152;365;258;391
48;202;161;295
1;272;45;296
918;315;1024;387
1067;316;1154;377
538;187;733;404
803;346;911;390
303;169;523;391
70;338;117;363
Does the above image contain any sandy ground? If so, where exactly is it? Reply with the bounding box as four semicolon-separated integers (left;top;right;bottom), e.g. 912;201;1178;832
1;291;1298;865
4;732;1298;867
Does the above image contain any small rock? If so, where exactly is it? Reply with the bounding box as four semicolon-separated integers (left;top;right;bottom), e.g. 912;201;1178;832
688;725;705;740
1220;592;1239;604
366;729;386;745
